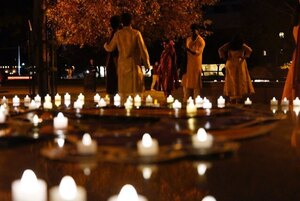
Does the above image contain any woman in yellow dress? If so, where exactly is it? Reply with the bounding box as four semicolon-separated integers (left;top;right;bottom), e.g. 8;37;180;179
282;4;300;101
218;35;255;103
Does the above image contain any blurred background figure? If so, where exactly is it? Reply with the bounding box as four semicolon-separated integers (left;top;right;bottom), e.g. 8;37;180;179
150;61;161;91
218;34;255;103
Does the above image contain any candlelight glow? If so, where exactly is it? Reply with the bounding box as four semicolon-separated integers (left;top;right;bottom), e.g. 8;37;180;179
142;133;153;147
33;114;39;126
59;176;77;200
202;195;217;201
82;133;92;146
117;184;139;201
197;164;207;176
197;128;208;142
20;169;38;187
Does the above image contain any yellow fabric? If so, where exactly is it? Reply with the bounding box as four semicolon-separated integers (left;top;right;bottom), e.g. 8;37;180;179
219;43;255;98
104;26;150;96
282;26;299;101
182;35;205;89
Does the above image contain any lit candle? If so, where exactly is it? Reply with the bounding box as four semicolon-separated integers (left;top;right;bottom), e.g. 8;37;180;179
34;95;41;108
53;112;68;130
114;94;121;106
13;95;20;107
137;133;159;156
94;93;101;103
195;95;203;108
281;97;289;106
293;97;300;106
104;94;110;105
192;128;213;148
64;93;71;107
98;98;107;107
172;99;182;109
244;97;252;105
0;110;6;123
186;101;197;114
166;95;174;104
2;96;7;104
77;133;97;155
49;176;86;201
145;95;153;106
202;195;217;201
73;99;83;110
203;99;212;109
55;94;61;107
124;99;133;110
44;94;51;102
108;184;148;201
43;100;53;110
24;95;31;107
29;100;37;110
187;97;194;104
12;169;47;201
134;95;142;108
32;114;40;127
270;97;278;106
217;96;225;106
78;93;85;103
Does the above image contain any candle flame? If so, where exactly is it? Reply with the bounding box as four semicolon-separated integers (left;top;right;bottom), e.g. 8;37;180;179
117;184;139;201
20;169;38;187
197;164;207;176
82;133;92;146
196;128;208;142
33;114;39;125
59;176;77;200
142;133;153;147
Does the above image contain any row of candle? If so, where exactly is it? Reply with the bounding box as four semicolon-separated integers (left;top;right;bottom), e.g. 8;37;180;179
12;168;217;201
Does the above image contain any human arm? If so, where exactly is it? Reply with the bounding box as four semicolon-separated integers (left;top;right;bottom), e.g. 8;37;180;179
137;31;151;72
242;44;252;58
104;32;117;52
218;43;229;60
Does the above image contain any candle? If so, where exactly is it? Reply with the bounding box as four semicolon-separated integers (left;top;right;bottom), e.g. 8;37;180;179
49;176;86;201
244;97;252;105
104;94;110;105
172;99;182;109
270;105;278;114
98;98;107;107
2;96;7;104
137;133;159;156
108;184;148;201
124;99;133;110
134;95;142;108
54;94;61;107
64;93;71;107
29;100;37;110
43;101;53;109
270;97;278;106
281;97;289;106
24;95;31;107
73;99;83;110
217;96;225;106
186;101;197;114
44;94;51;102
166;95;174;104
203;99;212;109
13;95;20;107
187;97;194;104
34;95;41;103
145;95;153;106
77;133;97;155
94;93;101;103
53;112;68;130
32;114;40;127
192;128;213;148
114;94;121;106
195;95;203;108
202;196;217;201
293;97;300;106
0;110;6;123
78;93;85;103
12;169;47;201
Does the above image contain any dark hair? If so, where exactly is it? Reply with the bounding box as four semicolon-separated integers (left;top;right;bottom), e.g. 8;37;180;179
229;34;244;50
110;15;121;30
190;23;198;31
121;13;132;26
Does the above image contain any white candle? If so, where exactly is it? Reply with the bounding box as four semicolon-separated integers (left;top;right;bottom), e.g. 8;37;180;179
78;93;85;103
192;128;213;148
43;101;53;109
137;133;159;156
24;95;31;107
293;97;300;106
202;195;217;201
166;95;174;104
53;112;68;130
94;93;101;103
134;95;142;108
44;94;51;102
98;98;107;107
124;99;133;110
13;95;20;107
73;99;83;110
187;97;194;104
186;101;197;114
195;95;203;108
12;169;47;201
281;97;289;106
49;176;86;201
29;100;37;110
270;97;278;106
0;110;6;123
77;133;97;155
244;97;252;105
32;114;40;127
64;93;71;107
108;184;148;201
54;94;61;107
114;94;121;106
34;95;41;104
145;95;153;106
203;99;212;109
217;96;225;106
2;96;7;104
172;99;182;109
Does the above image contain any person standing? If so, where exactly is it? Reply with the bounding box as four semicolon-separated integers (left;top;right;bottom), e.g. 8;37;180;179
181;24;205;101
104;13;150;97
218;35;255;103
159;39;179;97
105;15;122;97
282;3;300;101
150;61;161;91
